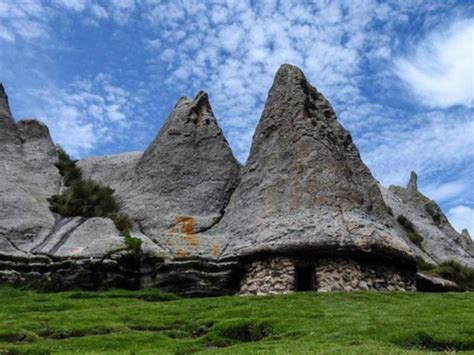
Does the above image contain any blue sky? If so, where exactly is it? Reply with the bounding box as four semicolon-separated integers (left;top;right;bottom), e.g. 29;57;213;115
0;0;473;233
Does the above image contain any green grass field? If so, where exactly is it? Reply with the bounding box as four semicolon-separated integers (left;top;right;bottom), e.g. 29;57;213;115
1;285;473;354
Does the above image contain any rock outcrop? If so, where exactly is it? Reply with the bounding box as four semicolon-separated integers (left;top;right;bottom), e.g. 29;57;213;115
380;171;474;269
215;65;413;265
0;66;473;295
0;86;59;258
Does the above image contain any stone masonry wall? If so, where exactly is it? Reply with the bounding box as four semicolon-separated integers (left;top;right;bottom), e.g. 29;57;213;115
315;258;416;292
240;257;416;295
240;257;295;295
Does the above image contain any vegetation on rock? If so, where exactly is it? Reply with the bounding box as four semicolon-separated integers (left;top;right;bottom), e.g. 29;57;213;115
48;147;141;252
0;285;473;354
397;215;424;250
416;257;474;290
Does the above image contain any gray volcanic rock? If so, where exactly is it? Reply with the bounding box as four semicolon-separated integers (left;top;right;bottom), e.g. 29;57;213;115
44;218;125;258
460;229;473;255
0;87;59;254
133;92;241;230
215;64;413;263
416;272;461;292
78;151;142;192
17;119;61;200
0;83;19;145
380;172;474;268
80;92;242;259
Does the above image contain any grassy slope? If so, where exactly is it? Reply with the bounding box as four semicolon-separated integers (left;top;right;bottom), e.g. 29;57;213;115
0;286;473;354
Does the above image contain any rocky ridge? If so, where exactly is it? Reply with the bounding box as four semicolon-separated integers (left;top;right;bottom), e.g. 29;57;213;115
0;65;472;295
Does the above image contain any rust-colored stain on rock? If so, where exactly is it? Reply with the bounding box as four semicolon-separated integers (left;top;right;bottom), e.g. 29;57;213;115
212;244;220;257
175;248;190;258
170;215;199;247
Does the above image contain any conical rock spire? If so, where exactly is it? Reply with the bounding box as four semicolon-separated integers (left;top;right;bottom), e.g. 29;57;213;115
0;83;13;122
216;64;413;263
119;92;241;256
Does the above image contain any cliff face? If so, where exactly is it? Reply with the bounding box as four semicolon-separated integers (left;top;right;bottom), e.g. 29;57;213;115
0;66;472;295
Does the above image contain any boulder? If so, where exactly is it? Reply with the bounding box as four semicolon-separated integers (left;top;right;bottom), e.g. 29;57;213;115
416;272;461;292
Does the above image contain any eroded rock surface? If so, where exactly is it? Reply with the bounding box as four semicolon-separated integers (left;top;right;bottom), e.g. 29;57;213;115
0;87;59;256
215;65;413;267
380;172;474;269
1;66;473;295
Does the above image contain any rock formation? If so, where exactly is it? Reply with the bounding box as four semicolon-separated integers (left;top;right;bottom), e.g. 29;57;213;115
0;66;472;295
380;172;474;269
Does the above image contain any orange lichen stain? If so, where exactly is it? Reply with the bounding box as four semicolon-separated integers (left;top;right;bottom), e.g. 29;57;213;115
183;234;198;247
173;216;196;235
212;244;220;257
174;248;190;258
170;216;199;247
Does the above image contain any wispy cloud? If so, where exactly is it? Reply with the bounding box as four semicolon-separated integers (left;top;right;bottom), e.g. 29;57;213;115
21;74;146;157
395;19;474;108
362;108;474;186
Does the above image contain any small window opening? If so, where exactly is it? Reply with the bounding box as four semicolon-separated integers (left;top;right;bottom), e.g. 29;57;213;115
295;266;315;291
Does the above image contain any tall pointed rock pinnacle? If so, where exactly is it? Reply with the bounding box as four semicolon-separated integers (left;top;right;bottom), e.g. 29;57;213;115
0;83;13;121
217;64;413;263
407;171;418;193
0;83;21;148
127;92;241;239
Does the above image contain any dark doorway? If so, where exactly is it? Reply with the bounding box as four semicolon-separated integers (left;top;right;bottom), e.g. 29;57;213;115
295;266;315;291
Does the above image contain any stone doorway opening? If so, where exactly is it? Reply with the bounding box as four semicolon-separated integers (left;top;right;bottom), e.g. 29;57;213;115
295;265;315;291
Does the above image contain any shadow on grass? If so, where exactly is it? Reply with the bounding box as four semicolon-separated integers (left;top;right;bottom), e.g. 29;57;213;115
393;331;474;352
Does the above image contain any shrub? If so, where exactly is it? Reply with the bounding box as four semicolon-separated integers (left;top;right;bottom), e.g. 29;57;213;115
397;215;424;250
48;179;118;218
429;261;474;291
124;231;143;255
49;148;141;254
416;256;436;272
108;212;133;235
55;148;82;186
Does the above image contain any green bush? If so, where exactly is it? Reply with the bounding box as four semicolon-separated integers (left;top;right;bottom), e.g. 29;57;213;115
48;179;118;218
416;256;436;272
49;147;140;254
108;212;133;235
397;215;424;250
55;148;82;186
123;231;142;255
429;261;474;291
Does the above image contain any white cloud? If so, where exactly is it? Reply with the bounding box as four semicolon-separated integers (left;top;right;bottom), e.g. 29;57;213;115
362;109;474;187
0;24;14;42
447;206;474;234
52;0;90;12
21;74;141;156
141;1;408;161
160;48;175;63
91;4;108;19
395;19;474;108
422;180;470;203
